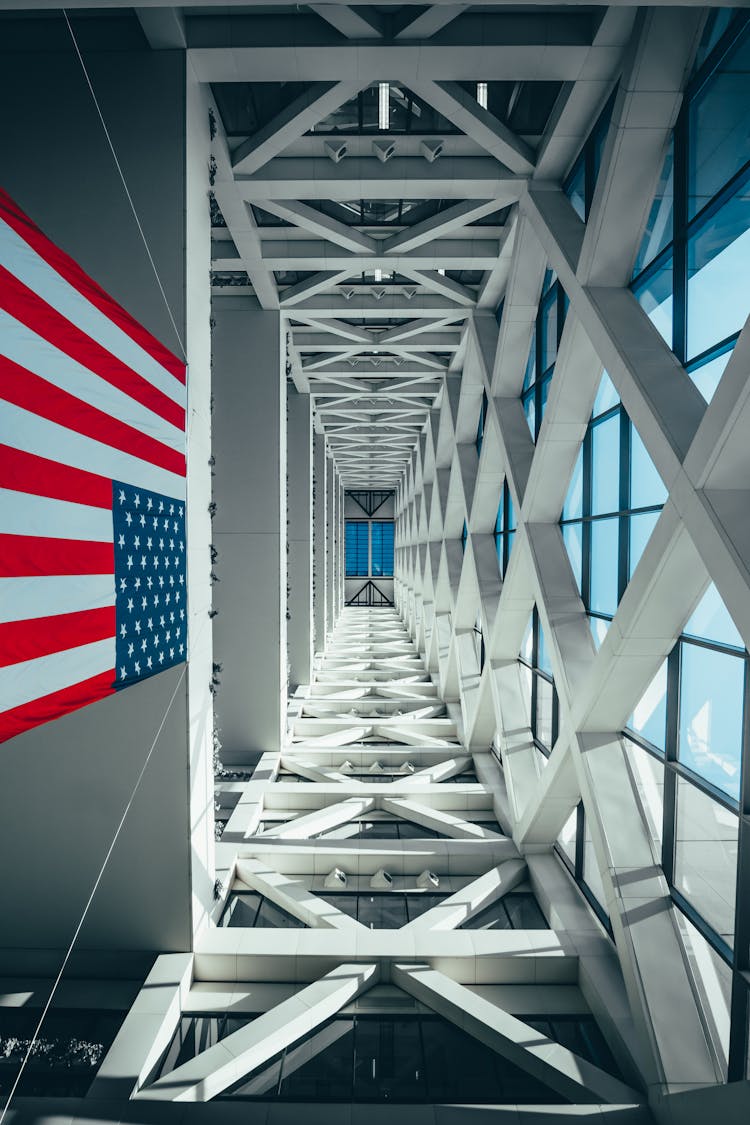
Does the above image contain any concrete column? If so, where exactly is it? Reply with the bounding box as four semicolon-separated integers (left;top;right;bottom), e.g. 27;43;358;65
213;303;286;763
313;432;327;653
286;389;313;689
326;454;337;635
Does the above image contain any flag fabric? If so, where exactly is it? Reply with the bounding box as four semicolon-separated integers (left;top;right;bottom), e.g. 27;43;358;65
0;187;187;743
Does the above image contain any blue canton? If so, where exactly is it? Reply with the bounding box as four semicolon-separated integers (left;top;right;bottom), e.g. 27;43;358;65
113;481;187;688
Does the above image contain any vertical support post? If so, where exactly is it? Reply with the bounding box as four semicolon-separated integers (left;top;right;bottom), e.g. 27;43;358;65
326;454;336;635
287;389;313;689
212;305;286;761
338;479;345;613
313;432;327;654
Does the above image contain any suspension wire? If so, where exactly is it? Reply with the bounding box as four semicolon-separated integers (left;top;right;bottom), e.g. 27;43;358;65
62;8;188;361
0;666;187;1125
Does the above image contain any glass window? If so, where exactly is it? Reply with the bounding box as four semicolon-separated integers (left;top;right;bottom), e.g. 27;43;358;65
562;521;583;592
0;1009;126;1097
625;737;664;851
686;184;750;362
634;255;674;347
674;777;738;947
589;517;619;616
630;428;667;509
678;641;744;801
685;582;744;649
557;806;578;869
629;660;667;751
371;522;394;577
583;822;608;912
633;140;674;276
345;521;369;576
688;26;750;218
591;415;620;515
563;448;583;521
629;510;660;577
592;370;620;418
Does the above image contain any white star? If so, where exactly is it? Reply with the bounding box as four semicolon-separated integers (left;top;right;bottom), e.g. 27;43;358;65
126;555;133;570
154;635;160;648
165;556;170;569
118;489;126;504
127;598;134;612
154;556;160;569
173;521;178;532
147;576;153;589
147;497;153;511
169;503;174;515
147;618;153;631
141;596;147;610
169;574;175;586
119;578;127;592
133;493;140;508
179;643;184;655
128;643;134;657
153;516;158;529
118;534;125;548
147;656;153;669
154;594;160;606
125;511;132;525
147;537;153;549
179;541;184;552
175;591;181;602
175;626;181;638
158;651;165;664
173;556;179;568
179;506;183;518
170;647;175;659
134;661;141;675
165;592;171;604
134;577;141;590
134;620;142;634
180;608;185;620
133;535;140;549
165;630;171;643
119;624;127;638
159;538;164;550
159;501;164;513
179;574;184;585
120;666;127;679
141;555;147;569
158;575;165;588
139;514;146;527
141;638;147;652
160;615;166;627
169;611;175;623
163;518;169;529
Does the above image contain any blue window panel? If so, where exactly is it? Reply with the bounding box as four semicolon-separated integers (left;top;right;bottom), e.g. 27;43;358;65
634;255;673;347
688;344;734;402
540;291;558;373
684;582;744;649
686;184;750;362
346;521;369;577
693;8;738;73
679;643;744;801
633;140;674;278
629;660;668;752
591;415;620;516
688;24;750;218
562;522;583;593
592;371;620;419
589;615;610;649
630;427;667;509
564;156;586;221
589;518;619;616
371;522;394;577
539;372;552;426
629;510;660;578
563;448;583;522
523;340;536;391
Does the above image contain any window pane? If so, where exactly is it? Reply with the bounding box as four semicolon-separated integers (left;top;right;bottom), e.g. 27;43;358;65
629;660;667;751
678;641;744;801
523;391;536;438
686;187;750;361
557;807;578;868
540;291;558;372
674;777;738;946
590;615;610;648
633;139;674;275
630;426;667;509
688;346;733;402
688;26;750;218
684;582;744;649
563;447;583;521
591;415;620;515
592;371;620;418
535;675;554;749
589;517;619;615
278;1017;355;1101
371;521;394;576
625;738;664;851
536;619;552;676
629;510;660;578
346;521;369;576
635;256;673;347
565;158;586;221
583;823;607;911
562;521;583;592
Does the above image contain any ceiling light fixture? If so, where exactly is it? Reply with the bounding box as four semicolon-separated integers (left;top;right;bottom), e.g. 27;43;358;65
378;81;389;130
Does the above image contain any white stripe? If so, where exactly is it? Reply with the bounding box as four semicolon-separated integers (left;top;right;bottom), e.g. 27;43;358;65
0;489;111;541
0;636;114;711
0;575;115;625
0;401;186;502
0;217;185;408
0;309;184;455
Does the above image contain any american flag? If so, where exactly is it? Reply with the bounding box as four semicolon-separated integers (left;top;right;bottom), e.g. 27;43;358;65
0;188;187;743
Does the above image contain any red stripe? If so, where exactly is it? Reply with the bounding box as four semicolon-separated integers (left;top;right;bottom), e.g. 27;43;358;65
0;188;185;385
0;669;115;743
0;606;115;668
0;443;111;509
0;535;113;577
0;263;185;431
0;354;186;478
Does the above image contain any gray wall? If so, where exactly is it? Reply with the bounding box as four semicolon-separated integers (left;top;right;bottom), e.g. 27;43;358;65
0;21;196;958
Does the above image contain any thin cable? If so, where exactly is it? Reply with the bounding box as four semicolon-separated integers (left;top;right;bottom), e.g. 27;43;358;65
62;9;187;360
0;665;187;1125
